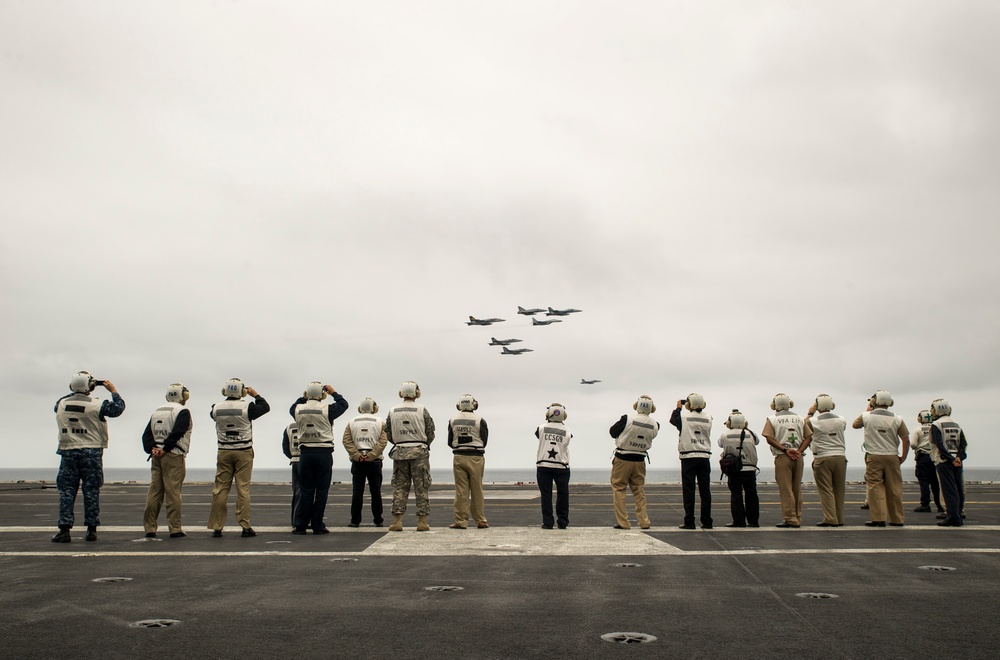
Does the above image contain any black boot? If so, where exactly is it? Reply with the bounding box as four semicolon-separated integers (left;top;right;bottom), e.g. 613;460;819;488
85;525;97;542
51;527;71;543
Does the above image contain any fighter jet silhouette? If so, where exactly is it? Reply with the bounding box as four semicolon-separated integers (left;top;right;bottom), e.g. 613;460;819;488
531;317;562;326
488;337;523;346
501;346;534;355
466;316;506;326
545;307;582;316
580;379;601;385
517;306;546;315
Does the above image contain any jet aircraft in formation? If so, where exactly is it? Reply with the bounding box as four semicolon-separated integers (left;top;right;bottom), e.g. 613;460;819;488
488;337;522;346
501;346;534;355
580;379;601;385
517;306;546;315
546;306;582;316
466;316;506;326
531;317;562;326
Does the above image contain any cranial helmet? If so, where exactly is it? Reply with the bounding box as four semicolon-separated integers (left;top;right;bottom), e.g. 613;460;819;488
684;393;706;411
166;383;190;404
725;409;747;430
930;399;952;419
222;378;247;399
358;397;379;414
815;394;835;412
870;390;893;407
304;382;326;401
399;381;421;399
69;371;96;394
917;410;933;424
633;395;655;415
456;394;478;412
545;403;567;422
771;393;793;411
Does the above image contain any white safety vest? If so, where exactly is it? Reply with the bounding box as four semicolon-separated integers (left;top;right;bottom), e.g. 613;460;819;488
56;394;109;450
349;415;384;454
150;402;192;455
286;423;300;463
388;403;429;448
808;413;846;457
449;411;485;452
910;423;932;455
767;411;805;456
677;409;713;459
615;412;658;458
719;428;758;471
294;399;336;449
861;409;903;455
536;422;572;468
213;399;253;450
930;416;963;465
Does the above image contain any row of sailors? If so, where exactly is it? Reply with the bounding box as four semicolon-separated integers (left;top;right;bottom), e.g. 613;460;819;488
51;373;968;540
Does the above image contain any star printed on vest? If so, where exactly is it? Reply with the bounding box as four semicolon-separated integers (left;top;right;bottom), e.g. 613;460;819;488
547;449;559;459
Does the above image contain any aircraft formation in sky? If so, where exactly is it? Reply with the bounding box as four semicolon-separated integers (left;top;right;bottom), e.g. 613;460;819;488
465;307;597;382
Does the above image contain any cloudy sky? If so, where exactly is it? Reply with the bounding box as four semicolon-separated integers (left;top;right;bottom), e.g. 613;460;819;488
2;1;998;474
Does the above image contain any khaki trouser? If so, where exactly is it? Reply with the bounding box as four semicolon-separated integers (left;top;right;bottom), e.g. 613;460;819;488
452;454;486;526
865;453;904;524
208;449;254;530
610;457;649;529
812;455;847;525
774;453;803;525
144;452;186;533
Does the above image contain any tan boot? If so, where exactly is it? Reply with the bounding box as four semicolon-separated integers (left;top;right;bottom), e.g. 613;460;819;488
416;515;430;532
388;514;403;532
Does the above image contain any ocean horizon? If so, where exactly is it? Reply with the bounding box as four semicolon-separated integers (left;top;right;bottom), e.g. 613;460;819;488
3;466;998;485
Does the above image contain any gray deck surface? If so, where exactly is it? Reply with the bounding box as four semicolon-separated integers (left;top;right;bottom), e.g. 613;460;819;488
2;480;998;659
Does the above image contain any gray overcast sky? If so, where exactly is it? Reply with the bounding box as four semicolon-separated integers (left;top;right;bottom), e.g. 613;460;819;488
2;1;998;474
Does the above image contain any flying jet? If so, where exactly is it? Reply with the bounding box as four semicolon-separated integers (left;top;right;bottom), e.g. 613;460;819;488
580;379;601;385
488;337;523;346
501;346;534;355
546;307;582;316
531;317;562;326
466;316;506;326
517;306;546;315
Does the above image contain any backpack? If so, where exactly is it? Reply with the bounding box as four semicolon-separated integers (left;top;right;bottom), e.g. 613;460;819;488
719;429;746;480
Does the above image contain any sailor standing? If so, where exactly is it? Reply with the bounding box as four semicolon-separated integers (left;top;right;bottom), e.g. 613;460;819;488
141;383;192;538
608;395;659;530
289;382;349;534
804;394;847;527
910;410;944;514
448;394;490;529
763;393;810;529
281;422;301;528
716;409;760;528
929;399;968;527
208;378;270;538
671;394;714;530
535;403;573;529
386;381;436;532
51;372;125;543
343;397;388;528
852;390;909;528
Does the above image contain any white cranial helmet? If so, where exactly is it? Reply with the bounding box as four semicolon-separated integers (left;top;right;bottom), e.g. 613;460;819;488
917;410;933;424
870;390;893;407
166;383;190;404
305;382;326;401
358;397;378;414
725;409;747;430
399;381;421;399
633;395;655;415
684;393;706;411
771;393;793;411
222;378;247;399
69;371;96;394
815;394;835;412
930;399;951;419
456;394;478;412
545;403;567;422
